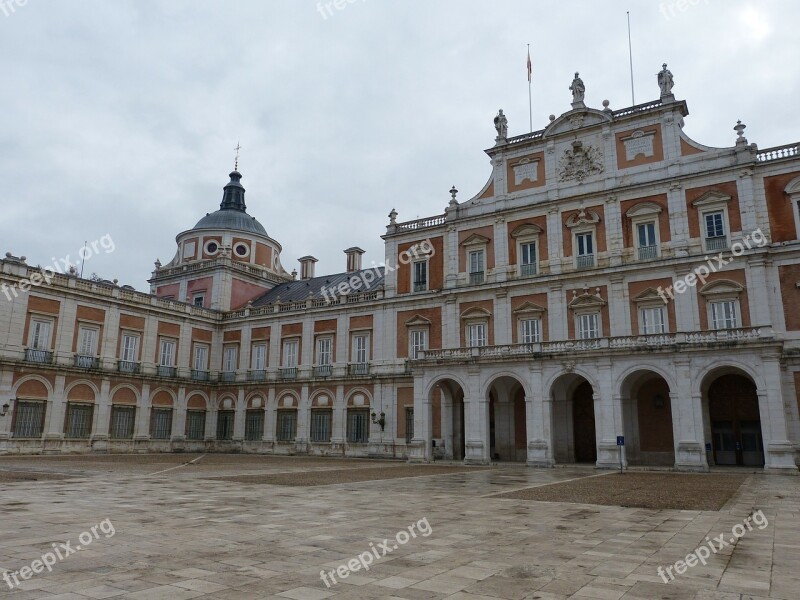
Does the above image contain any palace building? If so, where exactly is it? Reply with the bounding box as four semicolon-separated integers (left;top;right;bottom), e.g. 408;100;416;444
2;68;800;472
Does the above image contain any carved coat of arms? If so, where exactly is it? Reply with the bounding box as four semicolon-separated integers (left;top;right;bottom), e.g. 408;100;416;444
557;141;604;182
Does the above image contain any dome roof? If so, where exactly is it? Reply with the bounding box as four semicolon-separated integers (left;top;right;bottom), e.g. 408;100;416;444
190;170;268;236
193;210;268;235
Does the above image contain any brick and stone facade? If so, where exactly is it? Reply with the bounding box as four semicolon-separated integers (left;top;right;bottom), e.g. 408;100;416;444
2;73;800;472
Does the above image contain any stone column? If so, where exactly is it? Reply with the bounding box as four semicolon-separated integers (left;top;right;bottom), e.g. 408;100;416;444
91;378;112;452
594;361;622;469
263;387;276;445
296;384;310;453
0;369;15;447
673;264;700;332
526;364;552;466
671;356;708;471
409;373;432;462
746;256;771;327
494;289;510;345
608;273;629;336
134;382;151;442
759;352;798;472
604;195;624;267
546;208;562;275
666;182;690;257
464;367;490;464
44;375;67;445
444;225;459;289
493;217;509;283
172;386;187;445
233;389;246;442
547;282;566;340
331;384;345;450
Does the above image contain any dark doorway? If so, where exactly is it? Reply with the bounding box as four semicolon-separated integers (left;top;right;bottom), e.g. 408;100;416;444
572;381;597;463
709;374;764;467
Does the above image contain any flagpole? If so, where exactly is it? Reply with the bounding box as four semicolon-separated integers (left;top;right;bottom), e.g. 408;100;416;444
627;12;635;105
527;44;533;132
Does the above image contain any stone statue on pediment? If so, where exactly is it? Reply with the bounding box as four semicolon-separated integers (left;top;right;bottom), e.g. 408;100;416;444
494;109;508;140
569;72;585;105
658;63;674;98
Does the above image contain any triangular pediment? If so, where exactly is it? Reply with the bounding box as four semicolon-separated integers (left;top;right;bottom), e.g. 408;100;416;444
461;233;490;247
632;287;667;303
405;315;432;327
699;279;743;297
626;202;663;218
513;301;546;315
692;190;732;208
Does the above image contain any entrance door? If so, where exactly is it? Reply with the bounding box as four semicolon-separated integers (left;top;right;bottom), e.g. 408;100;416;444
709;375;764;467
572;382;597;463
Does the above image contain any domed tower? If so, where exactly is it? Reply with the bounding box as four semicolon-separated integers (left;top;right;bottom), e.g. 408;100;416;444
149;168;292;311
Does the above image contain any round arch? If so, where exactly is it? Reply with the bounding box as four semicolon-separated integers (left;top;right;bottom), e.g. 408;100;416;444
12;375;54;398
345;387;373;407
65;380;100;399
481;371;532;399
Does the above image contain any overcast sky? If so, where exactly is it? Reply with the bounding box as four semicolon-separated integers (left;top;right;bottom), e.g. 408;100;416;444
1;0;797;291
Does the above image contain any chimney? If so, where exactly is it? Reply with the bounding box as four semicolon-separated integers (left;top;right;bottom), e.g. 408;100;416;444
344;247;365;273
298;256;318;280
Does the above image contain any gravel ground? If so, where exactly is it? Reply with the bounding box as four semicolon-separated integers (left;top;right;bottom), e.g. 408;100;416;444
0;470;71;482
492;472;749;510
209;464;489;486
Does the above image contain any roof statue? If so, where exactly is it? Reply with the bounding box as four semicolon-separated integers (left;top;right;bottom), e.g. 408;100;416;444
569;72;585;107
494;109;508;142
658;63;674;100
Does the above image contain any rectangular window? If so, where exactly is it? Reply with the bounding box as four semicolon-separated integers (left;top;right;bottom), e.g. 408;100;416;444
216;411;235;441
705;211;725;239
150;408;173;440
468;250;485;284
251;343;267;370
276;410;297;442
121;333;138;362
159;339;176;367
185;410;206;440
193;344;208;371
347;409;369;443
193;293;205;307
282;339;298;368
578;313;600;339
110;406;135;439
576;232;594;256
12;400;46;438
520;242;537;276
310;409;332;443
78;327;98;356
29;319;52;350
405;407;414;443
223;346;238;372
245;410;264;441
413;261;428;292
64;404;93;439
711;300;738;330
410;329;427;359
316;337;332;366
640;306;666;335
520;318;541;344
352;333;369;364
467;323;487;348
637;222;657;248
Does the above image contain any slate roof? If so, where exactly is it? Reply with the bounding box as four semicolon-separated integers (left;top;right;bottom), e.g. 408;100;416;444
251;267;385;306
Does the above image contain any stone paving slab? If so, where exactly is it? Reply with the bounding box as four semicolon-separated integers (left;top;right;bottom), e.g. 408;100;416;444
0;456;797;599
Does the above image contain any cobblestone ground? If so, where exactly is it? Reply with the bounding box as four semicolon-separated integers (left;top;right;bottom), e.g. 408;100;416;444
0;454;797;599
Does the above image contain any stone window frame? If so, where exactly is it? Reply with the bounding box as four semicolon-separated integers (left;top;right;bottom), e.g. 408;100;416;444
699;280;743;330
511;223;543;277
626;202;663;260
785;176;800;240
461;234;490;285
568;287;606;340
632;288;669;335
405;315;431;359
692;191;732;252
460;307;491;348
513;301;546;343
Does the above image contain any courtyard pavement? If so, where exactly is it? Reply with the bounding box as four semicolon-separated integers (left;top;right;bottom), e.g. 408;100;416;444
0;454;798;599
